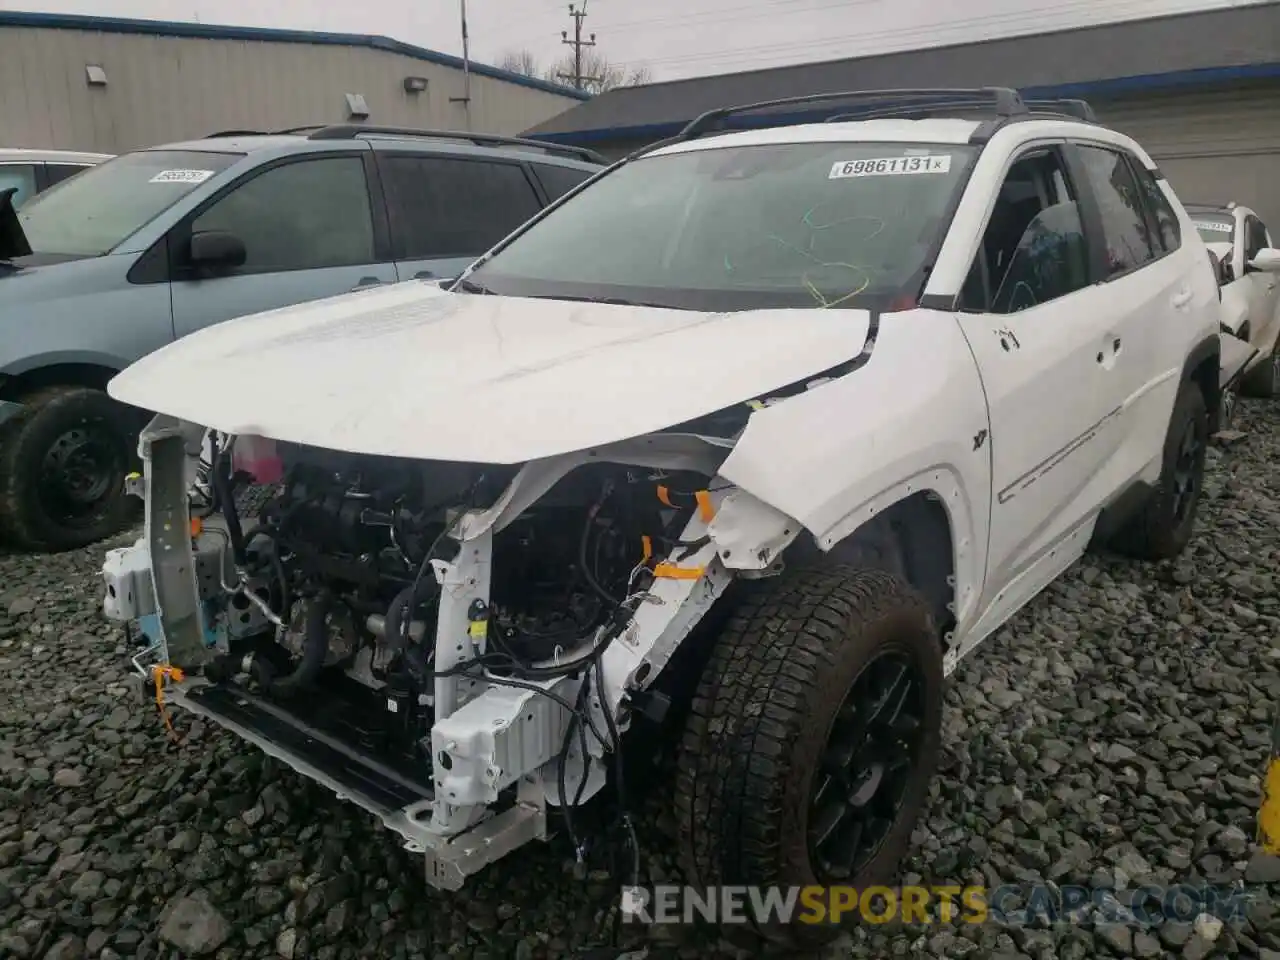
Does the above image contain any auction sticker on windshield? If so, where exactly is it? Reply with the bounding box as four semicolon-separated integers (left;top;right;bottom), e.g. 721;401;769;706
1195;220;1233;234
829;155;952;179
149;169;215;185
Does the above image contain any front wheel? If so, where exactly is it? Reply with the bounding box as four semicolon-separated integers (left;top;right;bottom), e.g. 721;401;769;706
0;386;141;552
671;564;943;950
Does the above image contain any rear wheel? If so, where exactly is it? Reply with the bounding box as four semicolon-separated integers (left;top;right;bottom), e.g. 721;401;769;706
671;564;942;950
0;386;141;552
1108;379;1208;561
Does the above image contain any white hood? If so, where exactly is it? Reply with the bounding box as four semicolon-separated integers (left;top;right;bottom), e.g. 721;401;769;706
109;283;872;463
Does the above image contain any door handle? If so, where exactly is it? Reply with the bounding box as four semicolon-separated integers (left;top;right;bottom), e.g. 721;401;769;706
1096;337;1122;366
350;276;383;291
1171;288;1193;309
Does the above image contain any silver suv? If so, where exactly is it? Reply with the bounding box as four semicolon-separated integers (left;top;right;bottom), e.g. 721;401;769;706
0;125;602;552
0;147;111;207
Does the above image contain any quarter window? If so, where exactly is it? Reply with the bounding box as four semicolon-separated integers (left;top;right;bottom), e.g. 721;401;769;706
380;156;542;259
1076;145;1156;276
189;156;375;273
0;164;38;208
532;163;595;202
44;163;92;188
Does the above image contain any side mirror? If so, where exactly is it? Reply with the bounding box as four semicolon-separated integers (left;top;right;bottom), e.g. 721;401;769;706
1247;247;1280;274
188;230;246;271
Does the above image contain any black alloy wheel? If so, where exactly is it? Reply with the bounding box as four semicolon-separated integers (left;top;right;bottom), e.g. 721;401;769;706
808;648;927;882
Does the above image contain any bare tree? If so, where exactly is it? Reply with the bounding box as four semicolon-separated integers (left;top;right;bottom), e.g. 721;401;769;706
494;48;651;95
496;49;541;77
546;48;651;94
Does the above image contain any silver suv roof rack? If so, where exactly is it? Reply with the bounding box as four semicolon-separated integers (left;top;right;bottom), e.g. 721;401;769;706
305;124;604;165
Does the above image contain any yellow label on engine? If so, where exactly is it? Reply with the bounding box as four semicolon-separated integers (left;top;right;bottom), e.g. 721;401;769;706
468;619;487;639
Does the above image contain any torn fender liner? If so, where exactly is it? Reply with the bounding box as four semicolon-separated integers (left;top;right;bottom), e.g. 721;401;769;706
107;289;873;464
0;188;32;260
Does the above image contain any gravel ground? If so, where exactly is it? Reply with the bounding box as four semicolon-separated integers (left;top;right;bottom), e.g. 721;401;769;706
0;398;1278;960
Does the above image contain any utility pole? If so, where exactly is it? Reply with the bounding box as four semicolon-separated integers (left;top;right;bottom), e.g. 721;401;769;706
558;2;600;92
449;0;472;127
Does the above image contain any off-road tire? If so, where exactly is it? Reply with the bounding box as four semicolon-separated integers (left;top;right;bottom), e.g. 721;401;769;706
671;564;943;951
0;386;140;552
1240;340;1280;399
1107;379;1208;561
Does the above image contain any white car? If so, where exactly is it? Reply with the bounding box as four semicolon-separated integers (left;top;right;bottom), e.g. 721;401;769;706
101;89;1220;949
0;147;112;207
1188;202;1280;398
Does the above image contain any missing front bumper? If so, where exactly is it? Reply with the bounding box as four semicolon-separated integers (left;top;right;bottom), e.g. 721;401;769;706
164;678;548;891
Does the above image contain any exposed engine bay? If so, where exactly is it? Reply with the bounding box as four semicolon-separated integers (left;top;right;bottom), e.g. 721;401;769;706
192;436;713;767
102;416;804;886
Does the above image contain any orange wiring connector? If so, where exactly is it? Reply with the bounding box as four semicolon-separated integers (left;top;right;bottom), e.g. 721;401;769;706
151;665;187;743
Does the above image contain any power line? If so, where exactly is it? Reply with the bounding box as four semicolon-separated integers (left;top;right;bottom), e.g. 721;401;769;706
602;0;882;33
608;0;1233;72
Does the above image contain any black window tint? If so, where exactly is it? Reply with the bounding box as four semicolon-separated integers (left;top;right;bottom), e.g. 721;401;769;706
382;156;542;259
44;163;91;187
533;163;594;202
190;156;374;272
992;202;1091;314
1128;160;1180;254
1076;145;1156;276
964;148;1090;314
1245;216;1268;261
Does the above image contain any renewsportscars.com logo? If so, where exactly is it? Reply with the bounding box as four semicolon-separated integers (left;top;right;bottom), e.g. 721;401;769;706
620;884;1255;926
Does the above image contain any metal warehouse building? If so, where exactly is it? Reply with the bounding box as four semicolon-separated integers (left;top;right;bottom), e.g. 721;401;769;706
523;3;1280;226
0;11;588;154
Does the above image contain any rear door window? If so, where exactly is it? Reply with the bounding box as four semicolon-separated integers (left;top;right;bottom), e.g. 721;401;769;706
1127;160;1180;254
1075;144;1156;277
380;155;543;259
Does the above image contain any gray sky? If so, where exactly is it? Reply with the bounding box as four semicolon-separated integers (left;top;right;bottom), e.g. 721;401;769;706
0;0;1260;82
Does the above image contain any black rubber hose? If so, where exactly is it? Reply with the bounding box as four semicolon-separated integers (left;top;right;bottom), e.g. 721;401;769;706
213;448;246;567
266;592;331;697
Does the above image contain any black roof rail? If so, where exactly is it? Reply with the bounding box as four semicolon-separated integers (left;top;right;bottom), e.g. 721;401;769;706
1022;98;1096;122
824;98;1020;123
204;129;268;138
304;124;605;164
203;125;327;138
678;87;1027;140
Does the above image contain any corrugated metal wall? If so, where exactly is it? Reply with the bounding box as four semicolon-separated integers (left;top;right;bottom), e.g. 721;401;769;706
575;81;1280;228
0;26;582;153
1096;82;1280;227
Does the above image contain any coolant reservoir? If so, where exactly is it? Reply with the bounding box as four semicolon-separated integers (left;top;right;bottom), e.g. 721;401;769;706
232;434;283;484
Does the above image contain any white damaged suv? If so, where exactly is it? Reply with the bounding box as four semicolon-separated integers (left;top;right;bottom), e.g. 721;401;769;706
101;89;1221;949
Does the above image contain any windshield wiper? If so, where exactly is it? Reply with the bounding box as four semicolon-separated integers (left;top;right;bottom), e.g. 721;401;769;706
523;293;677;309
452;277;495;295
